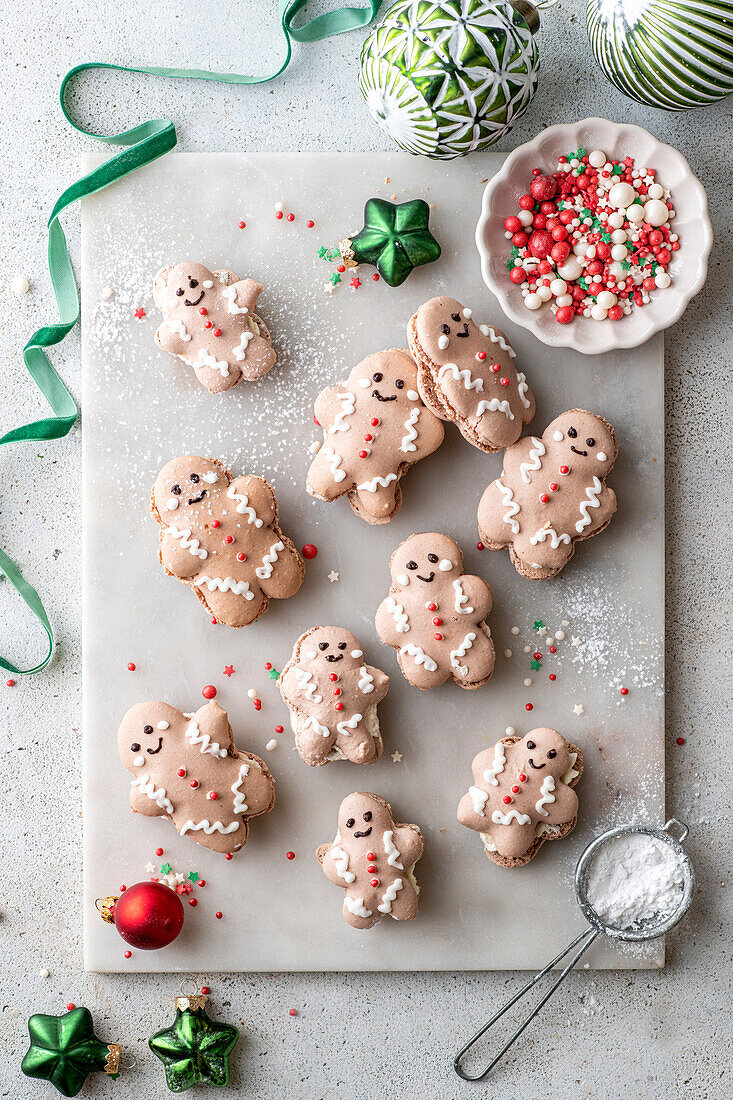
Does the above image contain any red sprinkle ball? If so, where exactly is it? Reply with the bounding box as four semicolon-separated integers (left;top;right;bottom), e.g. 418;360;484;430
286;851;295;860
676;737;685;745
127;662;136;672
188;898;197;907
225;853;233;860
216;911;223;919
287;212;295;222
504;148;677;325
289;1008;298;1017
253;699;262;711
275;725;284;734
201;985;210;995
301;544;318;559
155;847;164;856
525;703;533;711
6;679;15;687
238;220;246;229
549;674;556;681
620;686;629;695
124;951;132;959
477;542;484;551
66;1003;75;1012
202;685;217;700
306;219;314;228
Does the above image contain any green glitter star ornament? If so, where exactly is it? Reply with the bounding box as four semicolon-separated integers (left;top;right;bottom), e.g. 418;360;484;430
339;197;441;287
21;1006;121;1097
149;994;238;1092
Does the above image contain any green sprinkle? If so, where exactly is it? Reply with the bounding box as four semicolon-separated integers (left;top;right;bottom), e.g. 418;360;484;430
268;667;279;680
530;659;542;671
160;862;172;875
329;273;341;286
187;871;200;883
317;246;328;259
533;620;544;631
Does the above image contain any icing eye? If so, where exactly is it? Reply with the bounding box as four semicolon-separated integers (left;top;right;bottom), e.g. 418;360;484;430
346;817;355;829
363;811;372;822
130;743;140;752
175;287;184;296
189;277;199;288
553;430;564;442
406;560;418;570
318;642;329;650
338;642;347;650
526;739;536;749
171;484;181;495
395;378;404;389
190;473;200;483
441;323;451;335
567;426;577;438
586;437;595;447
597;451;607;461
427;553;438;563
450;312;461;321
143;725;154;735
372;372;383;382
547;749;557;758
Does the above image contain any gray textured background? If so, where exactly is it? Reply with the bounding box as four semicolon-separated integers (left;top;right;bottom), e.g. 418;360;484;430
0;2;730;1097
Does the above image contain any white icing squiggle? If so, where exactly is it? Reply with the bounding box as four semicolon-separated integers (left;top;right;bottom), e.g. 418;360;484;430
496;480;520;534
184;718;228;759
469;785;488;815
331;845;355;883
399;644;437;672
438;363;484;392
358;667;374;693
221;285;249;314
453;578;474;614
357;473;398;492
383;830;404;869
255;541;284;580
226;485;263;527
336;713;362;736
377;878;404;914
520;438;546;483
344;897;372;919
167;526;208;560
491;808;532;826
233;330;254;361
320;445;347;484
535;775;556;817
386;596;409;633
131;774;174;815
303;714;330;738
450;631;477;676
197;576;255;600
479;325;517;358
295;667;322;703
476;397;514;420
483;742;506;786
576;476;602;533
197;349;229;377
164;318;191;342
330;391;356;433
530;527;571;548
231;762;251;815
516;371;531;409
399;407;420;453
180;818;240;836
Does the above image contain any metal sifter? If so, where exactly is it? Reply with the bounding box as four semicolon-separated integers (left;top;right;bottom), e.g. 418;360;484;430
454;818;694;1081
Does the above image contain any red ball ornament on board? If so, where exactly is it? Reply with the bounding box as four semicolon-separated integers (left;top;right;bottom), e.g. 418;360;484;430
102;881;184;950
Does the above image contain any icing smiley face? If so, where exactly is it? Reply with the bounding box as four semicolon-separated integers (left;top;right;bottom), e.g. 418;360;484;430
118;700;275;854
318;792;425;929
457;728;583;867
408;296;535;452
375;532;496;691
152;455;304;628
153;262;276;393
279;626;389;767
477;408;618;579
306;349;444;525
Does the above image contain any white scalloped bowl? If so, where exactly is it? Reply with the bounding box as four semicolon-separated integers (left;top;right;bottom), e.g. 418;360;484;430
475;118;712;354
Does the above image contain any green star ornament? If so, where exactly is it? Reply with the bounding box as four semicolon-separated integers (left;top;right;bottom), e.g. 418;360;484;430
21;1006;121;1097
339;197;441;287
149;994;238;1092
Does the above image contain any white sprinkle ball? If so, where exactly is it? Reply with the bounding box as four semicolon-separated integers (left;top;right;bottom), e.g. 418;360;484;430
39;968;50;979
11;275;30;295
505;726;516;736
504;648;513;658
523;678;533;687
588;149;606;168
555;630;565;641
511;626;520;635
523;645;531;654
647;183;664;200
274;201;284;212
626;203;645;224
265;738;278;751
247;688;256;699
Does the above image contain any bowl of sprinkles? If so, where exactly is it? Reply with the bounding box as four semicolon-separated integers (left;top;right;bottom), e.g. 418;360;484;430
476;119;712;353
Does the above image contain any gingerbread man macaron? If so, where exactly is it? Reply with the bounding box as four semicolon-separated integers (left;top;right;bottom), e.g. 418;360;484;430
317;793;424;929
375;532;495;690
457;729;583;867
477;409;618;579
306;349;444;524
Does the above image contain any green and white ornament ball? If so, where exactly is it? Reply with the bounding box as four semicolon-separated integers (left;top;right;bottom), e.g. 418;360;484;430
587;0;733;111
359;0;542;159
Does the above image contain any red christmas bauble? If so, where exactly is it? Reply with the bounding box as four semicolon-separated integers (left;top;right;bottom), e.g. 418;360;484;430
109;882;184;950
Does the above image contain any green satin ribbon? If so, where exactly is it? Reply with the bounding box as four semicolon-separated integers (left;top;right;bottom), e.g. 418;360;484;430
0;0;380;674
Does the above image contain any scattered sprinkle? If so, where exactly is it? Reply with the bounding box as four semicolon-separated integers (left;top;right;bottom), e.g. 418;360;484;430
39;969;49;979
127;662;136;671
188;898;198;907
266;739;279;751
504;648;512;658
289;1009;298;1017
202;685;217;700
223;665;234;677
676;737;685;745
286;851;295;861
268;667;279;680
328;570;339;583
620;686;629;696
238;220;246;229
525;703;533;711
511;626;520;635
133;307;146;320
201;985;210;995
216;911;223;919
11;274;30;295
523;678;533;687
505;726;516;736
247;689;256;699
573;703;585;716
391;750;403;763
6;679;15;687
306;219;315;228
302;544;318;559
124;951;132;959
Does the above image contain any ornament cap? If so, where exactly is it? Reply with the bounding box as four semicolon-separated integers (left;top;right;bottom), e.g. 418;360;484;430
175;994;207;1013
105;1043;122;1077
509;0;541;35
338;237;358;268
97;895;118;924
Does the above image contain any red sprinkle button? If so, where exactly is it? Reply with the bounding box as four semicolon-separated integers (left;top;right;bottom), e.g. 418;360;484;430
502;795;512;804
202;685;216;699
366;852;375;861
370;878;379;888
237;552;246;561
302;544;318;559
519;774;527;782
224;535;233;544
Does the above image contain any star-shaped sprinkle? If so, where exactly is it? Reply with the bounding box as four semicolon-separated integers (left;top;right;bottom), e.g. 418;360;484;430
530;659;542;671
536;626;548;637
328;570;339;583
391;750;403;763
176;882;193;895
133;307;146;320
188;871;200;884
350;276;361;289
571;636;582;648
344;197;441;287
317;246;328;259
160;862;172;875
268;667;279;680
323;282;336;295
145;861;156;873
22;1007;119;1097
533;620;544;631
573;704;585;716
149;998;238;1091
561;619;570;627
329;272;341;286
223;665;234;677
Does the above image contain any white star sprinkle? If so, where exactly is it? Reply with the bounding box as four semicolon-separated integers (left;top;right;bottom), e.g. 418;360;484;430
391;750;403;763
571;636;582;647
573;704;585;717
561;619;570;627
328;570;339;583
536;625;547;636
323;282;336;295
145;862;156;873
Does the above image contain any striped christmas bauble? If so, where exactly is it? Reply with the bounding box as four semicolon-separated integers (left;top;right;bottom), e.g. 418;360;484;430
587;0;733;111
359;0;540;159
